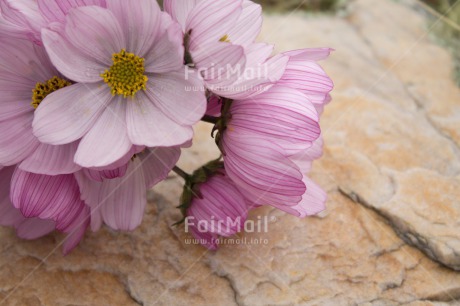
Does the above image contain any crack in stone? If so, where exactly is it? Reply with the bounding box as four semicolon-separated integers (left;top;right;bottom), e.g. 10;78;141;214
211;271;240;306
338;188;460;271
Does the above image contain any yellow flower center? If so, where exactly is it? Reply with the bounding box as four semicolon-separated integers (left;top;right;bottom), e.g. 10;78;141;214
219;34;230;43
101;49;148;98
31;76;72;109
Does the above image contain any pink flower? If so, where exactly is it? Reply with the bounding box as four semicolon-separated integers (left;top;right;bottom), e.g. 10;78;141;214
185;172;249;250
0;36;79;175
165;0;287;98
0;166;55;240
0;0;107;44
278;48;334;115
32;1;206;168
219;85;325;214
285;140;327;217
77;147;181;231
1;166;90;254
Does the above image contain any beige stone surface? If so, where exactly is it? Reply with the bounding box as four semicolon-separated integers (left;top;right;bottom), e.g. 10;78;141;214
1;0;460;305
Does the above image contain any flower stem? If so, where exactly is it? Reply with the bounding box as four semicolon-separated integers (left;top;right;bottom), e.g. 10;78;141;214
201;115;219;124
173;166;191;180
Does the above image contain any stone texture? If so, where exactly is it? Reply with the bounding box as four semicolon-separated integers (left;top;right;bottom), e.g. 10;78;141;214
1;0;460;305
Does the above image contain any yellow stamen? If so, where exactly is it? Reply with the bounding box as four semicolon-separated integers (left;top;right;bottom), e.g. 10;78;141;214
101;49;148;98
31;76;71;109
219;34;231;43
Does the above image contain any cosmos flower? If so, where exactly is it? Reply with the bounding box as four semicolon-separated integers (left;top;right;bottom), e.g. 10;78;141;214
0;167;55;240
1;166;90;254
32;0;206;168
0;0;107;44
76;147;181;231
278;48;334;115
218;85;323;214
0;36;79;175
183;169;249;250
165;0;287;99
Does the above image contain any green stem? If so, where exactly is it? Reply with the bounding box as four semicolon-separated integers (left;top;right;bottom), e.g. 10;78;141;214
201;115;219;124
173;166;191;180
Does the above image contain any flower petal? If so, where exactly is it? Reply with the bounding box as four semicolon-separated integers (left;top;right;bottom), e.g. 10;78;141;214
62;205;90;255
0;112;40;166
279;50;334;105
282;176;327;217
163;0;199;31
75;97;132;168
126;91;194;147
139;147;181;189
38;0;107;23
106;0;161;56
192;42;246;90
0;0;45;43
10;169;86;232
145;72;206;126
16;218;55;240
33;82;113;145
187;0;242;49
227;0;262;47
64;5;125;65
19;141;81;175
188;174;247;236
42;25;108;83
229;86;320;155
98;158;146;231
283;48;333;61
0;166;24;227
223;135;306;208
144;13;184;74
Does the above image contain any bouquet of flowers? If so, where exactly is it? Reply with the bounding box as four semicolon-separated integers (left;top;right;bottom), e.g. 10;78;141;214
0;0;333;253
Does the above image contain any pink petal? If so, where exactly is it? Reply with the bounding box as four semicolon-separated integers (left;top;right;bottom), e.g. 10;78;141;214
144;13;184;74
0;36;56;88
192;42;246;90
139;147;181;189
188;174;247;236
0;166;24;227
19;141;81;175
62;204;90;255
229;86;320;155
0;112;40;166
11;169;86;232
205;95;222;117
0;0;45;43
33;82;113;145
145;72;206;126
16;218;55;240
84;163;129;182
75;97;132;168
187;0;242;49
38;0;107;23
106;0;161;56
279;52;333;105
74;171;103;231
227;0;262;47
98;158;147;231
64;6;125;65
163;0;199;31
0;99;33;121
283;48;334;61
126;90;194;147
42;24;108;83
282;176;327;217
223;135;306;208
